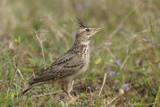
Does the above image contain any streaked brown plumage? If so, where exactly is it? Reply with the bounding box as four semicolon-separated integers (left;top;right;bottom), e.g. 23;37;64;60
22;18;101;98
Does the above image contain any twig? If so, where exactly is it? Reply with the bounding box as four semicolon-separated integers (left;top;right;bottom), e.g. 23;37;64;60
142;39;160;49
107;89;124;105
17;68;24;80
120;55;130;70
32;91;59;98
99;73;107;96
106;48;116;61
153;84;160;107
35;31;46;69
107;95;119;105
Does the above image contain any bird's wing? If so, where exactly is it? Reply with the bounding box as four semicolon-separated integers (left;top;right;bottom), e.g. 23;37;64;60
29;52;84;85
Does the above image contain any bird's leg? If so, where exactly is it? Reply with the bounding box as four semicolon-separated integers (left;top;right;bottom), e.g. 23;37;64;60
61;80;74;99
67;93;73;99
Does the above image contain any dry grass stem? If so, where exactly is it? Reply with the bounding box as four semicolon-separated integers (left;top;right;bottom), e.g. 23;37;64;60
99;73;107;96
35;31;46;69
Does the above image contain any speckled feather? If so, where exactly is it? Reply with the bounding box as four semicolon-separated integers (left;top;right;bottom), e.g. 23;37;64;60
29;44;89;85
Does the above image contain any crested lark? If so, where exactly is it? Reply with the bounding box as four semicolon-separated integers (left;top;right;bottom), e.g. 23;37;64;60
23;18;101;98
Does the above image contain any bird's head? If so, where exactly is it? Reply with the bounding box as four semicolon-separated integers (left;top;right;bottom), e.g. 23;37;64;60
75;18;101;45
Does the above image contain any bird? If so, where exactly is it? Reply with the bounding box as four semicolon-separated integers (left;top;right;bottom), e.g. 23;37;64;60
22;18;101;98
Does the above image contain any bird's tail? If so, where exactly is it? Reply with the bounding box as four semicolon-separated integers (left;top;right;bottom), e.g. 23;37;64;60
22;76;50;95
22;78;43;95
22;85;34;95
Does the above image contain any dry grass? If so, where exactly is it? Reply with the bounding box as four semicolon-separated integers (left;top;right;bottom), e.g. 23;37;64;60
0;0;160;106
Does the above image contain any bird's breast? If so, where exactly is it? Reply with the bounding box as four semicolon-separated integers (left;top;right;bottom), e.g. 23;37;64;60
73;46;90;77
60;45;90;82
81;46;90;72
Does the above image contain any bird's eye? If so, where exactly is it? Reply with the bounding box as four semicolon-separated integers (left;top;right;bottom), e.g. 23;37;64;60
86;28;90;32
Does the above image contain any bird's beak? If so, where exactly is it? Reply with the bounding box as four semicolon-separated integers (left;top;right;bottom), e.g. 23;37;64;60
93;28;102;34
88;27;102;40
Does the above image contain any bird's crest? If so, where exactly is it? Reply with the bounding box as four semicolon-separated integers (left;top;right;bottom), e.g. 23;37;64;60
76;17;88;28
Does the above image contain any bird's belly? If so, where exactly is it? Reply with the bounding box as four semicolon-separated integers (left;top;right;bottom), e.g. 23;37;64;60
62;60;89;82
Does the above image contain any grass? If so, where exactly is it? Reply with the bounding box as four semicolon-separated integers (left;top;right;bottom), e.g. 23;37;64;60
0;0;160;106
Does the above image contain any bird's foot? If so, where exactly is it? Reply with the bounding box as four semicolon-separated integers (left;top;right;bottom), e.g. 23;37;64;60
67;93;73;99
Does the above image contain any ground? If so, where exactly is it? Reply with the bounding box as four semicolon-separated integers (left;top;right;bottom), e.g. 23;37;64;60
0;0;160;106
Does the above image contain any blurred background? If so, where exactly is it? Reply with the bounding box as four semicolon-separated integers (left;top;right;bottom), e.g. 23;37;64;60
0;0;160;106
